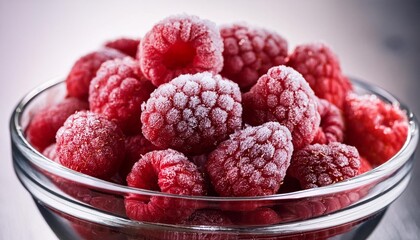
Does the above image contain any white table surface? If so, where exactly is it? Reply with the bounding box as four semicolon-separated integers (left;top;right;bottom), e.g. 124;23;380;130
1;1;419;239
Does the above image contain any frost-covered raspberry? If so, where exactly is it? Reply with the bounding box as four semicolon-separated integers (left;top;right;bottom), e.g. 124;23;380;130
26;97;88;151
287;42;352;109
56;111;125;179
229;208;281;226
312;99;345;144
125;149;206;223
243;65;320;149
104;37;140;58
182;209;232;226
206;122;293;197
344;94;408;166
289;142;361;189
42;143;59;163
220;23;288;90
89;57;155;135
139;14;223;86
141;72;242;155
66;48;126;100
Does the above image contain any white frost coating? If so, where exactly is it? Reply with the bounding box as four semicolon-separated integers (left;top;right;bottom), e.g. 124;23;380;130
217;79;234;94
262;162;277;176
165;108;181;124
267;94;278;108
240;136;256;152
188;96;201;108
182;79;200;96
211;108;227;124
156;83;177;97
197;73;217;90
173;92;188;109
201;91;217;107
217;95;235;111
279;90;294;107
255;126;272;142
154;96;172;112
195;105;210;118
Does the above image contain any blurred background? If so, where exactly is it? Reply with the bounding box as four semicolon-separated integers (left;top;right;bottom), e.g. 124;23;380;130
1;1;419;239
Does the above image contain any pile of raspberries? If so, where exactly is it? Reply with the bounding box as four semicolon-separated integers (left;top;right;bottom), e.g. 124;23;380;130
27;14;409;226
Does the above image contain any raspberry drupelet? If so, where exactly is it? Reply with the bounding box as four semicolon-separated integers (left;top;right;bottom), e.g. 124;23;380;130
125;149;206;223
243;65;320;150
56;111;125;180
288;142;361;189
66;48;127;100
141;72;242;155
220;23;288;90
344;94;408;166
206;122;293;197
139;14;224;86
287;42;352;109
89;57;155;135
26;97;88;152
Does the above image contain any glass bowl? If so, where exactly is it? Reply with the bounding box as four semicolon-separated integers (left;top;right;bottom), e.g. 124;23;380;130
10;78;419;240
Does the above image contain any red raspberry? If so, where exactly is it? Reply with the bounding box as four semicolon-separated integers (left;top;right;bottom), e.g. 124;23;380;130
312;99;345;144
287;42;352;109
104;37;140;58
121;133;160;178
220;23;288;90
66;48;126;100
289;142;361;189
56;111;125;179
89;57;155;135
125;149;206;223
141;72;242;155
26;97;88;152
139;14;223;86
243;65;320;149
206;122;293;197
344;94;408;166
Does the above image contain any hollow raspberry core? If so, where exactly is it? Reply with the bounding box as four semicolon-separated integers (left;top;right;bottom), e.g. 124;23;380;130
163;41;196;70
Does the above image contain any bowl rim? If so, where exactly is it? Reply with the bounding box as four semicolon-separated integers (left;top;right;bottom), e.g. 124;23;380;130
10;77;419;201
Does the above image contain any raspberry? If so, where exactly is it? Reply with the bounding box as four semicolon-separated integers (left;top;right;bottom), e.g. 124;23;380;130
287;42;352;109
344;94;409;166
125;149;206;223
311;99;345;144
104;37;140;58
139;14;223;86
121;133;160;178
26;97;88;151
141;72;242;155
206;122;293;197
220;23;288;90
89;57;155;135
243;65;320;149
66;48;126;100
288;142;361;189
56;111;125;179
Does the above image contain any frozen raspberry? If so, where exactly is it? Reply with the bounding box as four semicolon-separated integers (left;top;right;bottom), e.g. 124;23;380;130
243;65;320;149
26;97;88;152
56;111;125;179
344;94;408;166
141;72;242;155
66;48;126;100
89;57;155;135
42;143;59;163
220;23;288;90
358;156;373;174
104;37;140;58
121;133;161;178
182;209;232;226
312;99;345;144
139;14;223;86
125;149;206;223
287;42;352;109
229;208;281;226
289;142;361;189
206;122;293;197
